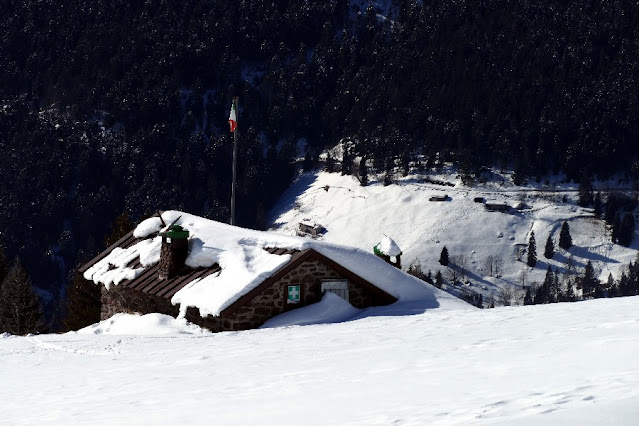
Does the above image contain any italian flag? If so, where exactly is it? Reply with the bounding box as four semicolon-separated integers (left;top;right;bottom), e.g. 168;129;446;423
228;102;237;133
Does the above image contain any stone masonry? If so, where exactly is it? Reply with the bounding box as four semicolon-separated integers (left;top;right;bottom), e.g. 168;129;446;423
186;258;384;332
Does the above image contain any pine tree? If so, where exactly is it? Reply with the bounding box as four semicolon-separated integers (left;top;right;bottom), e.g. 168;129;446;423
0;257;45;335
550;268;560;303
543;235;554;259
0;244;8;282
434;270;443;289
593;192;603;218
581;261;598;298
439;246;449;266
559;221;572;250
606;273;616;297
578;174;594;207
64;267;102;331
616;213;635;247
527;231;537;267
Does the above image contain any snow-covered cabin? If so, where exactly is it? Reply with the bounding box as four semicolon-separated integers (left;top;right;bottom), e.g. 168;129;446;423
79;211;459;332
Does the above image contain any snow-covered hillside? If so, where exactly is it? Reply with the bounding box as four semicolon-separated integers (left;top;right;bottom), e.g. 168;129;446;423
269;169;639;304
2;297;638;424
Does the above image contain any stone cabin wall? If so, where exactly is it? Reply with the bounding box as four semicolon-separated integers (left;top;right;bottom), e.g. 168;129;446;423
101;257;394;333
101;285;179;320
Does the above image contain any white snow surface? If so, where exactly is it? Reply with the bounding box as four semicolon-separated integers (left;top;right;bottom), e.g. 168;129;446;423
132;216;163;238
261;291;360;328
89;210;467;319
2;296;639;424
376;235;402;256
77;313;211;336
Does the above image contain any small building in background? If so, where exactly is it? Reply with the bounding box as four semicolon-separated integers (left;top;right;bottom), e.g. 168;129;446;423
297;220;326;238
485;202;510;212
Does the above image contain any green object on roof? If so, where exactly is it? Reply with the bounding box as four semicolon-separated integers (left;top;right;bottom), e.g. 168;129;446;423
374;236;402;257
160;224;190;239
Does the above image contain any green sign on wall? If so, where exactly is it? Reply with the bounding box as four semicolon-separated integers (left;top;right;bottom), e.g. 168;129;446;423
287;285;300;304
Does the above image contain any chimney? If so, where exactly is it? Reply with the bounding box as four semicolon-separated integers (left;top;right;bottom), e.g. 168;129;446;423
158;225;190;280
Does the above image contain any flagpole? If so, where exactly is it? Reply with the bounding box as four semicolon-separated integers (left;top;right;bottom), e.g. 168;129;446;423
231;96;238;226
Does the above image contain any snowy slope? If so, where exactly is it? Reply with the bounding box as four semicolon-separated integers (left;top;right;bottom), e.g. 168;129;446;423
269;170;639;303
1;296;638;424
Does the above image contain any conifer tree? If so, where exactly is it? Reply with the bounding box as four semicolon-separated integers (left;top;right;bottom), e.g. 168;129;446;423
434;270;443;289
616;213;635;247
559;221;572;250
594;192;603;218
543;235;554;259
64;267;101;331
439;246;449;266
0;257;45;335
581;261;598;298
527;231;537;267
0;244;8;283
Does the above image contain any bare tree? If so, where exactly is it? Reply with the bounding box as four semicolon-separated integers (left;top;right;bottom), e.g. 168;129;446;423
519;266;528;288
484;255;495;277
494;257;503;278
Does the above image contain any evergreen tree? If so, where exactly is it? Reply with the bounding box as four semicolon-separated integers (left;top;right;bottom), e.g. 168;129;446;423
578;174;594;207
0;257;45;335
540;266;554;303
581;261;598;298
594;192;603;218
0;244;8;282
64;267;101;331
616;213;635;247
559;221;572;250
527;231;537;267
439;246;449;266
434;270;443;289
606;273;616;298
543;235;554;259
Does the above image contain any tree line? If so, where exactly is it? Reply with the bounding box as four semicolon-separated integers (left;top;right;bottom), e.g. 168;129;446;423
2;0;639;323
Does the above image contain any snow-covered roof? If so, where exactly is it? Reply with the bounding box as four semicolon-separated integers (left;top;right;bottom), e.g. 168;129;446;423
83;211;468;319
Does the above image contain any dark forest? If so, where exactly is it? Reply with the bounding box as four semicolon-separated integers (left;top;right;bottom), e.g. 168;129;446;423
1;0;639;317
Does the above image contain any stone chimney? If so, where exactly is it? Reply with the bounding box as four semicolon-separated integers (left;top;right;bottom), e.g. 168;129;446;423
158;225;190;280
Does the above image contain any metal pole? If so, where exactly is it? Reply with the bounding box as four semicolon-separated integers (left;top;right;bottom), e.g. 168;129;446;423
231;96;238;226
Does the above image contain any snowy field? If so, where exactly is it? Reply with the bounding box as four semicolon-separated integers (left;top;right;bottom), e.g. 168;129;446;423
270;169;639;303
2;296;639;424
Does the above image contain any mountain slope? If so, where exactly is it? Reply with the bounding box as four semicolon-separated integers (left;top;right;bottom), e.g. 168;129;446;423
269;169;639;303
